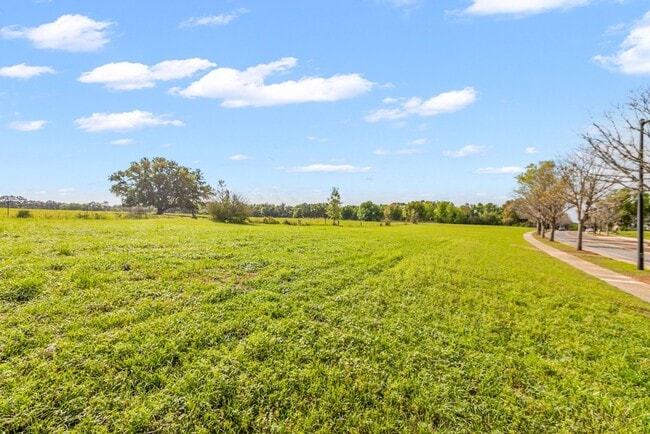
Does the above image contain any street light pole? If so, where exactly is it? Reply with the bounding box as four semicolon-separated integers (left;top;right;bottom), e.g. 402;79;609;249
638;119;649;270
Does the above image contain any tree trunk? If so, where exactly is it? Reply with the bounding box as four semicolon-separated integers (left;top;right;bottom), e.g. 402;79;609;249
156;208;164;215
549;222;556;242
577;221;584;251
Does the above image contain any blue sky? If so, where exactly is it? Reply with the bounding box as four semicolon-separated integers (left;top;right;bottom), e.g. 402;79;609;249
1;0;650;206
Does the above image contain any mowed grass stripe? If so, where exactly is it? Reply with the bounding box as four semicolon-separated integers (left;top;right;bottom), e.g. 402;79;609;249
0;218;649;432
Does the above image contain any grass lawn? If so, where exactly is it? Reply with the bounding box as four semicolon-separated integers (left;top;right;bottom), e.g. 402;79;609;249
612;230;650;239
533;233;650;281
1;215;649;432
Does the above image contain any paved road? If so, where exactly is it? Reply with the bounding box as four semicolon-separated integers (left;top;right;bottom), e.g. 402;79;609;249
551;230;650;267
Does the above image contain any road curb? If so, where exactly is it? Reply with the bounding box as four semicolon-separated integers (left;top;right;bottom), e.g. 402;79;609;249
524;232;650;304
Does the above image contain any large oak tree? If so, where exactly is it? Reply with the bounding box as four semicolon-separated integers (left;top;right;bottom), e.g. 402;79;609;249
109;157;214;215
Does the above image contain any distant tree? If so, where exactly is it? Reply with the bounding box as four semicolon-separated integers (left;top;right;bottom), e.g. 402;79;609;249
292;203;306;219
1;195;27;217
207;180;251;223
109;157;213;215
514;161;568;240
501;199;526;226
430;201;455;223
559;147;613;250
357;201;383;222
341;205;358;221
383;203;403;222
326;187;342;225
404;201;425;223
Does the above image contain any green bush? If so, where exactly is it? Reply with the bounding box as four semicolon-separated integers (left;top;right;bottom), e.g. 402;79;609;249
207;181;251;223
16;210;32;218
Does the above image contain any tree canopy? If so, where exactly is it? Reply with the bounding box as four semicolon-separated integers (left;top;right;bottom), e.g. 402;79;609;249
514;161;568;241
109;157;214;215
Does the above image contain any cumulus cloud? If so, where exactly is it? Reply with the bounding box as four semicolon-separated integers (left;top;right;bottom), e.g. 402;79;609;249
525;146;538;154
373;148;423;155
181;9;249;27
229;154;249;160
442;144;485;158
1;14;113;52
286;164;372;173
475;166;525;174
8;120;47;131
79;58;215;90
173;57;373;107
594;12;650;75
75;110;184;132
365;87;477;122
409;138;429;145
462;0;590;16
0;63;55;79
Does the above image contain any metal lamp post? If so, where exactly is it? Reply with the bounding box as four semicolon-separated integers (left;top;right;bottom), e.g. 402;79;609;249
638;119;649;270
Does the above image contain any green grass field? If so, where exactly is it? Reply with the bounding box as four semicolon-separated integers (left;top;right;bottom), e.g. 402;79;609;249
1;215;649;432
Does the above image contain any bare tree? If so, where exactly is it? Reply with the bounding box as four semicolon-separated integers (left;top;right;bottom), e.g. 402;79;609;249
558;147;613;250
583;88;650;191
592;188;632;235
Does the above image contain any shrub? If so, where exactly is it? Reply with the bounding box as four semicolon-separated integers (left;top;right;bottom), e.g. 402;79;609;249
16;210;32;218
207;180;251;223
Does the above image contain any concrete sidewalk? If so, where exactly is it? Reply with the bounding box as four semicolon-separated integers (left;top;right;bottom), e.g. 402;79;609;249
524;232;650;303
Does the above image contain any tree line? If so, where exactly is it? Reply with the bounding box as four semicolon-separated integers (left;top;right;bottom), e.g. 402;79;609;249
251;199;510;225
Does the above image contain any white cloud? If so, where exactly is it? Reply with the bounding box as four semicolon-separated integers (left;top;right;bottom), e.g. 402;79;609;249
525;146;538;154
365;108;407;122
181;9;249;27
286;164;372;173
307;135;328;142
442;144;486;158
174;57;374;107
0;63;55;79
8;120;47;131
373;148;424;155
463;0;590;16
79;58;215;90
1;14;113;52
475;166;525;174
594;12;650;75
109;138;134;145
75;110;184;132
408;138;428;145
57;188;74;194
365;87;477;122
229;154;249;160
